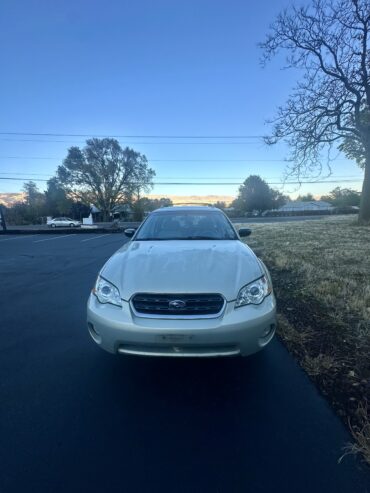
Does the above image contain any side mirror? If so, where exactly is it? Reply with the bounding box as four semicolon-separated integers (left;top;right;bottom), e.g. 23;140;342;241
238;228;252;237
124;228;136;238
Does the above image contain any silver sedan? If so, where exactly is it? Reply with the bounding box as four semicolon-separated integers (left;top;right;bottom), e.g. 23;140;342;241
87;206;276;357
47;217;81;228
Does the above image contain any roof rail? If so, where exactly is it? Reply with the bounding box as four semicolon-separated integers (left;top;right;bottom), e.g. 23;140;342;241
173;202;214;206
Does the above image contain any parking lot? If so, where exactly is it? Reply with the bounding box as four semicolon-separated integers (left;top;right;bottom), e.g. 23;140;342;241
1;233;369;493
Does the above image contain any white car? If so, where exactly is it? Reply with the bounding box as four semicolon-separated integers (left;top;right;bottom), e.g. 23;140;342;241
47;217;81;228
87;206;276;357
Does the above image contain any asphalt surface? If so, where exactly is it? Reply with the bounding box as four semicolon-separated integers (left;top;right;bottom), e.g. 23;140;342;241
3;222;141;231
1;233;369;493
3;213;338;232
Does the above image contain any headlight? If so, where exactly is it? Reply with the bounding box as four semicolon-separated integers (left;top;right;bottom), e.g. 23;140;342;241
235;275;271;308
93;276;122;307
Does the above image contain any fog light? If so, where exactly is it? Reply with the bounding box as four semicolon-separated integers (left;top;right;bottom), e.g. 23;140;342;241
88;322;102;343
261;324;275;338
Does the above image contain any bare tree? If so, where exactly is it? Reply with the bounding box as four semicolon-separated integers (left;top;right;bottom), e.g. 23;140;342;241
261;0;370;222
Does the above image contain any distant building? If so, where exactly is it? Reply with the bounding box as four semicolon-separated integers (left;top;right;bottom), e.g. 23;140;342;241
111;204;134;220
277;200;334;214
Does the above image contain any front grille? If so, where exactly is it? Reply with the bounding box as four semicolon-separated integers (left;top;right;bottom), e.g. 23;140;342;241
132;293;224;317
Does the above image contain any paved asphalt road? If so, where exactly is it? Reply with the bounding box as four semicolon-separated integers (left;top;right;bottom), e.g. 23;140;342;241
1;233;369;493
3;214;337;231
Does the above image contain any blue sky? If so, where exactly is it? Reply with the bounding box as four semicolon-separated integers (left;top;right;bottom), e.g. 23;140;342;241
0;0;364;199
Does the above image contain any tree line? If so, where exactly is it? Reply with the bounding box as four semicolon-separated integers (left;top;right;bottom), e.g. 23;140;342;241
226;175;360;216
1;138;159;224
0;137;362;225
2;181;175;225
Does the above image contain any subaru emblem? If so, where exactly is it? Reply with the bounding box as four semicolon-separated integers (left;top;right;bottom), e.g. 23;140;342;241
169;299;186;309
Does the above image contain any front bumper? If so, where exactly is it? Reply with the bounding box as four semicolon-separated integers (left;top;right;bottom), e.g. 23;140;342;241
86;294;276;357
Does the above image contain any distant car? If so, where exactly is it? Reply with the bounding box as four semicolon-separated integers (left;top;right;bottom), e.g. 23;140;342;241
47;217;81;228
87;206;276;357
245;211;260;217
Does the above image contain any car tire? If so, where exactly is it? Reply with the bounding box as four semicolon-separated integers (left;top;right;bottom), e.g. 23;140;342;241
51;224;56;228
69;223;75;227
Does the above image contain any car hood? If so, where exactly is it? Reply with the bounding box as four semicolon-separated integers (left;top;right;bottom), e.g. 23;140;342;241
100;240;263;301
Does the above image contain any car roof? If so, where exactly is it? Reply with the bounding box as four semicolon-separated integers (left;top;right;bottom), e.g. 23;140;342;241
151;206;222;214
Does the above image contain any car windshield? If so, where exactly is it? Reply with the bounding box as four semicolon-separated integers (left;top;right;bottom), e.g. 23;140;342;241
135;210;238;240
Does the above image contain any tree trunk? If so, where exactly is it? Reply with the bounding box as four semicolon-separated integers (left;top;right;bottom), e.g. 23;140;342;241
359;151;370;223
102;210;109;222
0;205;7;231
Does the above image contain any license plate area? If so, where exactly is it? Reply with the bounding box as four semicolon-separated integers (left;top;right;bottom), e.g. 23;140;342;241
156;334;194;343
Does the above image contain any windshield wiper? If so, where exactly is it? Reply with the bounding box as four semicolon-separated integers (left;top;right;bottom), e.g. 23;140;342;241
136;236;233;241
135;238;168;241
179;236;219;240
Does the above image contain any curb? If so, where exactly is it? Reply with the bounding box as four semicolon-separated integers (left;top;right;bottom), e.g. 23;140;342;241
0;228;125;235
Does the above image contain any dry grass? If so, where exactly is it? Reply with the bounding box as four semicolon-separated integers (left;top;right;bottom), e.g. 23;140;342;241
277;314;314;354
240;216;370;464
340;401;370;465
243;217;370;326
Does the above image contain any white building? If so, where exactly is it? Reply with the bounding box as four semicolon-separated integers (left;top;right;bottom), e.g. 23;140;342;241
278;200;334;213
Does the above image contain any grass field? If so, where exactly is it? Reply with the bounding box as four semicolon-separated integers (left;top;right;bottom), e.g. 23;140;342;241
241;216;370;464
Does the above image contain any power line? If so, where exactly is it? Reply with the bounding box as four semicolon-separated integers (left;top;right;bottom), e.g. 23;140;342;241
0;156;60;160
0;156;285;161
0;172;54;177
0;156;287;162
0;177;363;185
0;172;363;179
0;177;49;182
0;156;351;163
0;139;261;145
0;132;263;139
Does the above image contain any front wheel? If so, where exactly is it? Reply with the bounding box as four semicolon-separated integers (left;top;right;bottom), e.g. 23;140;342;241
51;223;56;228
69;223;75;227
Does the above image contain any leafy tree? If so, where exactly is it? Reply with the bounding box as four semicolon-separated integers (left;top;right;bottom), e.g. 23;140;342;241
132;200;145;222
69;201;91;220
297;193;315;202
212;201;226;209
234;175;286;213
230;196;245;216
44;177;72;217
231;176;288;214
23;181;44;208
261;0;370;222
321;187;361;207
150;197;173;209
6;201;37;225
270;189;289;209
131;197;173;221
0;204;7;230
22;181;45;223
240;175;273;212
58;138;155;221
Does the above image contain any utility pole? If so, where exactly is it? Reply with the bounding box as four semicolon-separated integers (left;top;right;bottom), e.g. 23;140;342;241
0;205;7;231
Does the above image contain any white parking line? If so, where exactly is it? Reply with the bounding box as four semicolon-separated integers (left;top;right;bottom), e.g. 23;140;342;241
34;234;76;243
0;234;37;242
81;234;111;242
